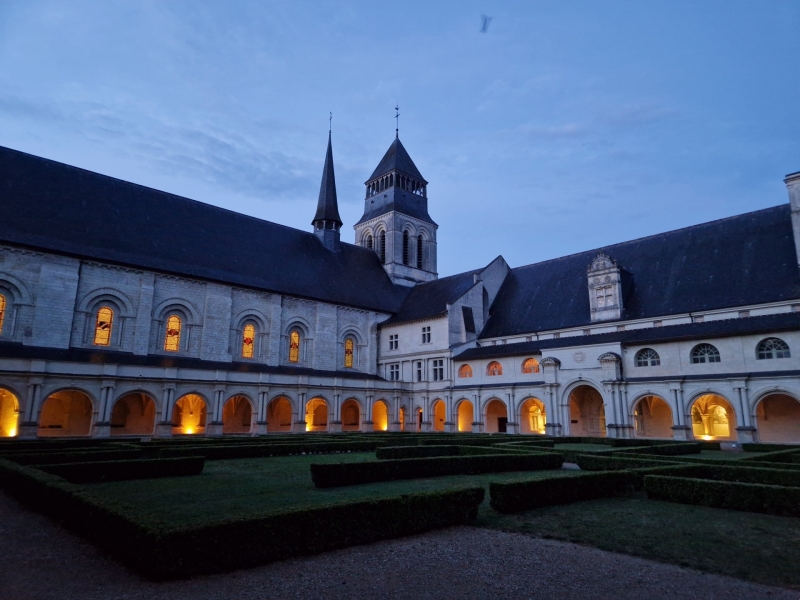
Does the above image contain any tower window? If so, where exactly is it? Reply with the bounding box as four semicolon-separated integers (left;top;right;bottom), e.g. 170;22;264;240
379;231;386;263
416;361;423;381
93;306;113;346
242;323;255;359
164;315;182;352
0;293;7;335
289;330;301;363
366;234;373;250
402;231;410;265
344;338;354;368
417;235;423;269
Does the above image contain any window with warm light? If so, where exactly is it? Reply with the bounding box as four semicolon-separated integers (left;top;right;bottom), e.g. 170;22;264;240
242;324;255;358
164;315;181;352
522;358;540;374
289;330;300;362
93;306;113;346
344;338;354;368
0;293;6;335
487;361;503;376
458;364;472;378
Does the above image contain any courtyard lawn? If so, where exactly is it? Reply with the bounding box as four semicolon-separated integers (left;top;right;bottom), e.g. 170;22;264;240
480;495;800;590
86;452;580;527
678;450;763;461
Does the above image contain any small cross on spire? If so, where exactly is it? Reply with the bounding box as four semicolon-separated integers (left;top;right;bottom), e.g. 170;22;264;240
395;104;400;138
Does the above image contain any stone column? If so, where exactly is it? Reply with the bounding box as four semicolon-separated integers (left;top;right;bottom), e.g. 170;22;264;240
444;394;455;432
293;392;307;433
254;388;268;435
362;394;374;432
733;382;756;443
472;393;483;433
206;386;225;436
329;393;342;433
18;379;42;439
670;384;691;441
505;392;518;434
92;381;115;438
154;385;176;438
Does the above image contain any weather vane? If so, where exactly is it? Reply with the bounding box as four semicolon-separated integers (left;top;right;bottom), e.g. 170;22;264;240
395;104;400;138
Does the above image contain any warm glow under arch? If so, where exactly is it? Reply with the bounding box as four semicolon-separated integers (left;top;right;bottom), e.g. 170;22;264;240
172;394;207;435
484;398;508;433
432;399;446;431
690;394;736;440
223;395;253;434
0;293;5;335
458;364;472;378
341;398;361;431
38;390;93;437
632;395;673;439
0;388;19;437
373;400;389;431
522;358;540;374
486;361;503;376
756;393;800;442
267;396;292;432
519;398;546;435
568;385;606;437
305;397;328;432
110;392;156;436
93;306;113;346
456;400;473;432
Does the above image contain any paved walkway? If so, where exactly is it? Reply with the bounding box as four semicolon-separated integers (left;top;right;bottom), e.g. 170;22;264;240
0;491;795;600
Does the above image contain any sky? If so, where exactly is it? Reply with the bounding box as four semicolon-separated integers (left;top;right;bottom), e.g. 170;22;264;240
0;0;798;277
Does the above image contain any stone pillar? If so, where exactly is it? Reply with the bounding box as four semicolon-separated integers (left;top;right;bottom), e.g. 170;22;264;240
362;394;374;432
254;389;268;435
734;383;757;443
505;392;518;434
472;393;483;433
542;384;562;437
18;379;43;439
329;393;342;433
154;385;176;438
206;387;225;436
293;392;307;433
92;381;116;438
444;394;455;432
670;385;691;441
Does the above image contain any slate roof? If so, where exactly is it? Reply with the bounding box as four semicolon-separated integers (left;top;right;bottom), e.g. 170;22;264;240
312;133;342;226
382;268;482;325
481;205;800;338
0;146;409;313
368;137;427;183
455;311;800;360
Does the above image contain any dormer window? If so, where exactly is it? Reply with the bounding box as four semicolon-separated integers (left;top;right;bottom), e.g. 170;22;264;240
587;252;624;322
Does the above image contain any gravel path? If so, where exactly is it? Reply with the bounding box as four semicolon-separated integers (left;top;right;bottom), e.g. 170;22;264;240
1;491;795;600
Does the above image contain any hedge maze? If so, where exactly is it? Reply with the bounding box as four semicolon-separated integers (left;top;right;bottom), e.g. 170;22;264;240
0;433;799;579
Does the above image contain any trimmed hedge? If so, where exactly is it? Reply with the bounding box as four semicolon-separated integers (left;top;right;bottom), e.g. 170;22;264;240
160;440;383;460
37;456;206;483
742;443;800;453
311;453;563;488
0;458;484;579
740;448;800;464
8;448;144;466
575;453;681;471
376;445;461;460
489;464;705;514
644;475;800;517
612;442;702;457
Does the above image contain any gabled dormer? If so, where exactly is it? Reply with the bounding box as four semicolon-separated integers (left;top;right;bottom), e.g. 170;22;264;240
587;252;624;322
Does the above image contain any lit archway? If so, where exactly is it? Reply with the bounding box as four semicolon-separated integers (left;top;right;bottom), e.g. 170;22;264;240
267;396;292;433
172;394;207;435
632;395;673;439
756;393;800;443
341;399;361;432
110;392;156;436
568;385;606;437
222;395;253;434
416;407;423;432
38;390;93;437
690;394;736;441
305;397;328;432
432;399;446;431
519;398;546;435
457;400;473;433
372;400;389;431
399;407;406;432
0;388;20;437
484;399;508;433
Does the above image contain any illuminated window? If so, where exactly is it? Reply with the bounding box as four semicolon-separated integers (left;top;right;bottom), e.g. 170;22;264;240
458;364;472;378
756;338;790;360
635;348;660;367
402;231;410;265
242;324;255;359
289;330;300;362
417;235;423;269
93;306;113;346
522;358;540;374
487;361;503;376
0;294;5;335
690;343;720;364
344;338;354;368
164;315;182;352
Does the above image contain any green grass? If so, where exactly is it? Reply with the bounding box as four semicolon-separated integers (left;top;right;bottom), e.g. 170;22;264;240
479;495;800;589
677;450;761;461
552;443;611;452
86;452;579;527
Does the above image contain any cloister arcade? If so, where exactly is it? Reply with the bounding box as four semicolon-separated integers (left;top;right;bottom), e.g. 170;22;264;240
341;399;361;431
519;398;546;435
755;393;800;443
568;385;607;437
38;390;94;437
484;399;508;433
172;394;207;435
111;392;157;436
267;397;292;433
632;395;673;439
456;400;473;432
0;387;19;437
690;394;736;441
432;399;446;431
372;400;389;431
305;397;328;432
222;395;253;434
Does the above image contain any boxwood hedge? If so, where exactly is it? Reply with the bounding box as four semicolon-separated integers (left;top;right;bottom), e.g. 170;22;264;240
37;456;206;483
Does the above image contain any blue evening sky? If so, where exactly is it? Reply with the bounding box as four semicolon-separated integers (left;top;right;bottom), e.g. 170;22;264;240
1;1;798;276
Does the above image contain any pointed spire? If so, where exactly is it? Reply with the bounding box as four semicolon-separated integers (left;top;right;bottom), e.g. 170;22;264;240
312;131;342;227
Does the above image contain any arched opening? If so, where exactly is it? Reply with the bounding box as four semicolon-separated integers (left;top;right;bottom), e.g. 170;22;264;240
690;394;736;440
568;385;606;437
267;397;292;433
341;399;361;432
416;407;423;432
379;231;386;263
487;361;503;376
519;398;546;435
457;400;473;433
522;358;540;374
0;388;20;437
399;407;406;432
484;399;508;433
289;330;301;363
432;399;445;431
222;395;253;434
110;392;156;436
458;364;472;378
38;390;93;437
756;394;800;443
373;400;389;431
305;397;328;432
172;394;207;435
402;231;410;265
632;395;673;439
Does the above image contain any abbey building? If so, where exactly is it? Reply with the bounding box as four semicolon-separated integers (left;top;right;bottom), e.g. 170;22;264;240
1;133;799;443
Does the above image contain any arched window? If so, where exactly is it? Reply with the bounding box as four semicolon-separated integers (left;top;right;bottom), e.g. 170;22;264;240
164;315;182;352
402;231;410;265
379;231;386;264
635;348;660;367
522;358;540;374
756;338;790;360
92;306;113;346
417;235;423;269
458;364;472;378
690;343;720;364
0;293;6;335
487;361;503;376
366;234;373;250
242;323;256;359
344;338;354;368
289;330;301;363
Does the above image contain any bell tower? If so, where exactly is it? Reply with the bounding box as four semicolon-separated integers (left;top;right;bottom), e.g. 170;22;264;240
312;131;342;251
354;136;438;286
